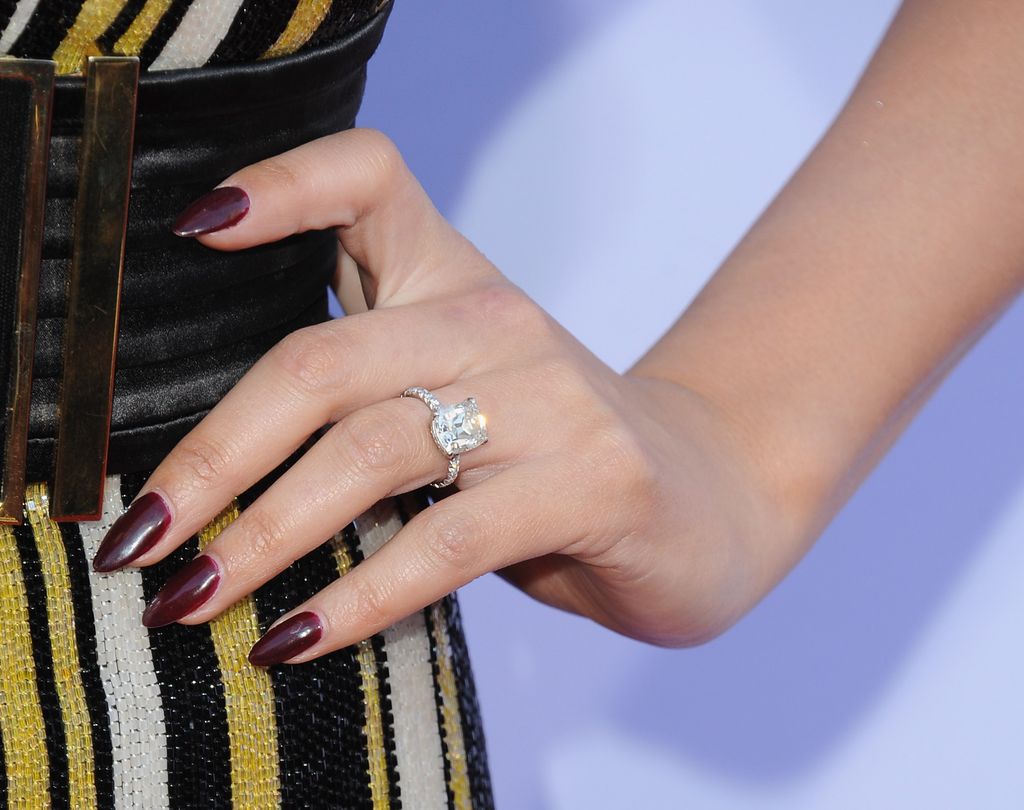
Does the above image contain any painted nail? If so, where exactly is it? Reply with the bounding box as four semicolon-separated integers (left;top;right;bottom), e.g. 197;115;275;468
248;611;323;666
172;186;250;236
92;491;172;572
142;555;221;628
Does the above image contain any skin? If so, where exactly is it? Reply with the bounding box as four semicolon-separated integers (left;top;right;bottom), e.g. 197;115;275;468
121;0;1024;660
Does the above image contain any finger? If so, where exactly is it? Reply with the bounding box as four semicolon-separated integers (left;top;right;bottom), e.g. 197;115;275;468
245;462;574;665
139;380;510;628
174;128;497;305
90;302;485;573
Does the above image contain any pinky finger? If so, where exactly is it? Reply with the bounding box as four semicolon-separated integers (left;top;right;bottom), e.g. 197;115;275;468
248;462;570;665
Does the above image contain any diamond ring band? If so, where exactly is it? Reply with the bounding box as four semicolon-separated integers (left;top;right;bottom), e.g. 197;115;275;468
401;387;489;487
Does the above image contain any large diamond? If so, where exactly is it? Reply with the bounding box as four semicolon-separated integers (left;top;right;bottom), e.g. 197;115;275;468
431;397;488;455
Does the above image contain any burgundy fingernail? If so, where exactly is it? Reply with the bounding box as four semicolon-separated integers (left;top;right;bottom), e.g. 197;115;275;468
92;491;172;572
172;186;250;236
248;611;323;666
142;555;221;628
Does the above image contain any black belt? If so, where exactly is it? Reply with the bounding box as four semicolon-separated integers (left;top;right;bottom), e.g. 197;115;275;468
0;3;391;522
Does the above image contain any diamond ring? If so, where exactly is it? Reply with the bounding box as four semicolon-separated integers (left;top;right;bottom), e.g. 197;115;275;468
402;386;488;487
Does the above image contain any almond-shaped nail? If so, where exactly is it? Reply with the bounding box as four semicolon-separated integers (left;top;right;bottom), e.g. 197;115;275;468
172;186;250;236
142;555;221;628
248;611;323;666
92;491;172;572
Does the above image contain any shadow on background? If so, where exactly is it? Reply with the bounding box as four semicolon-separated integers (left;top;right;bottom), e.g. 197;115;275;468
611;294;1024;781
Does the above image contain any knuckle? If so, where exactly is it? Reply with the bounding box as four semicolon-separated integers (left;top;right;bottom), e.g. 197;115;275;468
419;508;485;573
248;155;304;191
338;408;417;476
347;573;394;630
171;433;236;490
348;128;405;188
236;506;292;564
271;325;346;395
474;284;551;336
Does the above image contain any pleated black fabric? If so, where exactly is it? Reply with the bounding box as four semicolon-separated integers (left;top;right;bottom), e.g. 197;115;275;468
23;5;392;482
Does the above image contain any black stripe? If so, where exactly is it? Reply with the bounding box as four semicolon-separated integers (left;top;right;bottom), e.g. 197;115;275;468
421;599;456;810
346;522;404;809
137;0;190;69
9;0;79;60
59;521;116;809
97;0;148;53
441;592;495;809
305;0;378;51
207;0;297;65
122;470;234;808
239;443;374;808
12;520;70;810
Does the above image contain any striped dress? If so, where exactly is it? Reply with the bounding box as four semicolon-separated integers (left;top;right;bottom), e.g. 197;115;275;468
0;0;386;74
0;2;496;808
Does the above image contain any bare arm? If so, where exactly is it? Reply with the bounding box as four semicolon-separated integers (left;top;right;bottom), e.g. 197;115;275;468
632;0;1024;591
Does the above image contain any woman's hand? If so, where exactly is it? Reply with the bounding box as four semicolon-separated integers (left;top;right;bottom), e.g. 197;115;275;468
91;129;783;664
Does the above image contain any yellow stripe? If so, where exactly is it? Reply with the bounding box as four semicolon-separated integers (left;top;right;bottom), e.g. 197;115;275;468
329;532;390;809
113;0;175;57
428;600;473;810
0;521;50;805
53;0;133;74
24;483;98;810
198;501;281;809
262;0;333;60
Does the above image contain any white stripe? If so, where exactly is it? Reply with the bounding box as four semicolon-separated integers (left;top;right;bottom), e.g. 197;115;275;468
148;0;245;71
0;0;44;52
355;499;449;810
78;475;170;810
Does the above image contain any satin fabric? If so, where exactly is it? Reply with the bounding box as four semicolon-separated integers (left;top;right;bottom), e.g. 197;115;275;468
23;3;392;482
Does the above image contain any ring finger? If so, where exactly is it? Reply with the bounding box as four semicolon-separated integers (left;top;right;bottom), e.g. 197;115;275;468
140;379;514;628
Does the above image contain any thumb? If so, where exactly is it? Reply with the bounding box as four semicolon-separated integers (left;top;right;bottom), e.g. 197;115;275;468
171;128;491;305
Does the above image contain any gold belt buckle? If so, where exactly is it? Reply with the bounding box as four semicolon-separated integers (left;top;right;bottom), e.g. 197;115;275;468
0;56;139;525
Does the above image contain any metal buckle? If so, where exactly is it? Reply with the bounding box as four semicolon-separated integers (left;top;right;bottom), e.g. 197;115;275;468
51;56;140;521
0;59;54;525
0;56;139;524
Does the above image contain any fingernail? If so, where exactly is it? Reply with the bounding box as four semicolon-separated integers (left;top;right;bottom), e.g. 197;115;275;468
142;555;221;628
172;186;250;236
248;611;323;666
92;491;172;572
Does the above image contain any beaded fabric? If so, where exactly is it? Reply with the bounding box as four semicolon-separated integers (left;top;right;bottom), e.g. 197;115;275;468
0;0;386;74
0;462;495;808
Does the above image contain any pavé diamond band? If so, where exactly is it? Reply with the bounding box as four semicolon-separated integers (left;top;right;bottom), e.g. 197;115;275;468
401;386;489;487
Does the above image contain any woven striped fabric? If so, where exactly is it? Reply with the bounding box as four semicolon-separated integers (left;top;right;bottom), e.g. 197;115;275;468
0;471;494;808
0;0;385;74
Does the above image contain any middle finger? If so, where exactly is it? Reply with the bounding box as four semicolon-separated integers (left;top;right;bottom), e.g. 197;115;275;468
137;379;513;627
90;300;486;574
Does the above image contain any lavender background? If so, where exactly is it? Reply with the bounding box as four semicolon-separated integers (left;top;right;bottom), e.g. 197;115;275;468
352;2;1024;806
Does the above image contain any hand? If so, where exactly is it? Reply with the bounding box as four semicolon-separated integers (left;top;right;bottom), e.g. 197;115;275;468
91;129;783;664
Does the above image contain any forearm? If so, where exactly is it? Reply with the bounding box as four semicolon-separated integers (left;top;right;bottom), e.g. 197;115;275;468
631;0;1024;563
